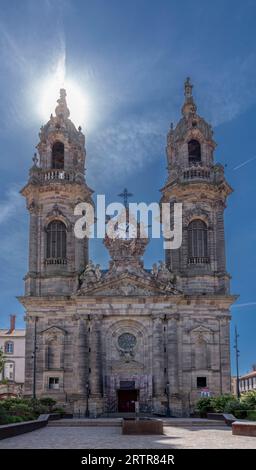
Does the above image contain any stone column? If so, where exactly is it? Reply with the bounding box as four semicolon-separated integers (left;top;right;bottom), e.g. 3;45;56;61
166;314;182;416
73;316;88;397
166;314;179;395
215;202;226;272
152;314;165;399
89;315;103;398
219;314;231;394
28;204;38;274
24;315;34;396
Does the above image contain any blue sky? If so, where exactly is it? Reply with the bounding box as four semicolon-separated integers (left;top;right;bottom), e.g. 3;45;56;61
0;0;255;375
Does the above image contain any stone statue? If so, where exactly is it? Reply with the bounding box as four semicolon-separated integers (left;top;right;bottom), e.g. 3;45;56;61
157;261;171;282
151;263;158;277
79;260;102;289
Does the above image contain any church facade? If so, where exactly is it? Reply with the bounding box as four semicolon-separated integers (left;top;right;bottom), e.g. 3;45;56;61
19;80;236;417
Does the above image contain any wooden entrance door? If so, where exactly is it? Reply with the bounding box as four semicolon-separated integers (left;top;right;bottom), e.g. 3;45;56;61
118;389;138;412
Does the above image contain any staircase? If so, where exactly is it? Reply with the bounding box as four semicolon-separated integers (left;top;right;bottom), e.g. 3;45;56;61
48;416;228;428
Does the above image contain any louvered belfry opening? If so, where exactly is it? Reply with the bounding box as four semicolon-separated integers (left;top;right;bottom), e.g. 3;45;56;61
52;141;64;169
188;219;208;263
46;220;67;261
188;139;201;164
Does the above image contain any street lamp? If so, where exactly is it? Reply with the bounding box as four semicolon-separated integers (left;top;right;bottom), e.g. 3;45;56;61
166;382;171;417
234;325;240;398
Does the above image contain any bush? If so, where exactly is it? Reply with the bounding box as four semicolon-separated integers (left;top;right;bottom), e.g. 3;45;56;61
39;397;56;411
241;391;256;410
52;407;65;414
1;398;29;411
233;410;250;419
195;397;214;417
224;399;244;414
247;410;256;421
211;394;235;413
0;405;9;425
3;415;25;424
8;403;36;421
24;398;48;416
195;394;243;417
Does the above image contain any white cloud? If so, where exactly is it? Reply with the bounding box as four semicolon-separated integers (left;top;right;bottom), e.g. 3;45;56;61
0;187;24;225
87;116;165;187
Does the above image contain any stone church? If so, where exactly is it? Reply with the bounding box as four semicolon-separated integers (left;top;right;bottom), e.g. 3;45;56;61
19;79;236;417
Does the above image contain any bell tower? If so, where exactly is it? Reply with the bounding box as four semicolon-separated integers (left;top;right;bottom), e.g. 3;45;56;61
161;78;233;295
21;89;93;296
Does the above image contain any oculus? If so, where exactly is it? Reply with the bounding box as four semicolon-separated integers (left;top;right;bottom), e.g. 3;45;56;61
118;333;137;351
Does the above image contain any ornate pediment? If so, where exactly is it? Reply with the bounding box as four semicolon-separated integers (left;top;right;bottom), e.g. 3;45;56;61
40;325;68;336
189;325;213;343
76;269;180;297
75;222;181;297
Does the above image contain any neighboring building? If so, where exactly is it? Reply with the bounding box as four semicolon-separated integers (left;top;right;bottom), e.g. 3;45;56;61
0;315;25;397
231;376;238;396
238;366;256;393
19;80;236;417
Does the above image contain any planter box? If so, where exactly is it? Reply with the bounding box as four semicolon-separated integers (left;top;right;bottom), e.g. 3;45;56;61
232;421;256;437
0;415;49;440
122;418;163;435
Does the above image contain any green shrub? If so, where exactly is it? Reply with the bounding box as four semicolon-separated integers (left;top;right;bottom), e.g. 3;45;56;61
241;391;256;410
195;397;214;417
52;407;65;414
247;410;256;421
0;405;9;425
39;397;56;411
8;403;36;421
1;398;27;411
233;409;249;419
24;398;48;416
224;399;244;414
211;394;235;413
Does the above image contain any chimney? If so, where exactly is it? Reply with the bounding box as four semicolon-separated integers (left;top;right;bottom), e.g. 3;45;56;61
7;314;16;334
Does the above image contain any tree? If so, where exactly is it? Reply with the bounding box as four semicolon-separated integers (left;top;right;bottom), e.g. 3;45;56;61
0;347;5;375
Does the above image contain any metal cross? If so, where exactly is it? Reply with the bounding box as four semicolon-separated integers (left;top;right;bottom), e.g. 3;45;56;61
118;188;133;208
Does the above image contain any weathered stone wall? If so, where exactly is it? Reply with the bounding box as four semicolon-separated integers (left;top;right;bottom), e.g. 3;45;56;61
21;296;233;417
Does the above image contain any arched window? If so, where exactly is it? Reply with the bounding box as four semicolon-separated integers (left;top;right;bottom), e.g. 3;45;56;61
188;219;208;262
52;141;64;169
46;221;67;260
4;341;14;354
188;139;201;164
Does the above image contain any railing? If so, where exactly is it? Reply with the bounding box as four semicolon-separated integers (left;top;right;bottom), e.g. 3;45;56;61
183;166;211;181
188;257;210;265
45;258;67;265
41;169;74;182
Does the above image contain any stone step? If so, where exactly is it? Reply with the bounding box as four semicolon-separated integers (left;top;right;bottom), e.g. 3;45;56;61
48;419;122;427
163;419;227;427
48;418;228;428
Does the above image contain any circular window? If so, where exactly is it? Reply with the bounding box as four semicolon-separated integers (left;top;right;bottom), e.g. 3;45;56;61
118;333;137;351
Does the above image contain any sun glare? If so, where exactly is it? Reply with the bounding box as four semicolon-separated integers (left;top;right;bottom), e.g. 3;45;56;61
35;53;91;128
39;77;90;128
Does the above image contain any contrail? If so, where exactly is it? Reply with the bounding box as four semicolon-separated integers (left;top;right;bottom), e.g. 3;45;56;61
233;156;256;171
232;302;256;308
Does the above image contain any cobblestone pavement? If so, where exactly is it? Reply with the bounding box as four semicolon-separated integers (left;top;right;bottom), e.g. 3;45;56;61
0;426;256;449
